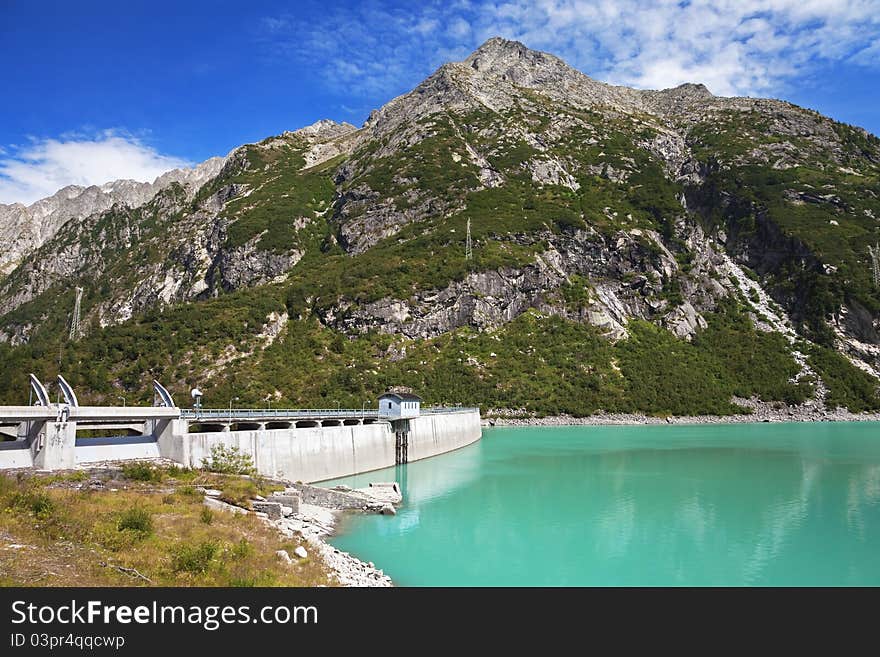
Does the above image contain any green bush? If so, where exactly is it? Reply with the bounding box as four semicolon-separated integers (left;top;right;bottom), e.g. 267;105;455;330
200;506;214;525
201;445;256;476
171;540;219;574
10;489;55;519
121;462;163;483
117;507;154;538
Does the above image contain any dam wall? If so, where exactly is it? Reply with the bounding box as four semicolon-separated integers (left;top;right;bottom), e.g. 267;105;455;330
176;409;481;483
407;410;482;463
182;423;394;483
0;409;482;481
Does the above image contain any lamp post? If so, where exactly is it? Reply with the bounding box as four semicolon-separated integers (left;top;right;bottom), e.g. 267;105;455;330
229;396;239;423
191;388;203;419
118;395;125;407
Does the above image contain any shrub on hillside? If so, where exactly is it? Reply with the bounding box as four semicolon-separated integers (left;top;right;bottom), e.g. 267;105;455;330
171;540;219;574
121;462;163;483
117;507;153;538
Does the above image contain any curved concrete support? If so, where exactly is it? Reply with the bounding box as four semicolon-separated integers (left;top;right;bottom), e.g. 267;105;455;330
296;419;319;428
29;374;51;407
152;380;175;408
343;418;362;426
57;375;79;407
265;421;292;430
321;419;342;427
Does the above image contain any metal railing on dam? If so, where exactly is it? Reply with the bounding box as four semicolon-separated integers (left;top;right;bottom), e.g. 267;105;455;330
180;407;480;421
183;408;379;420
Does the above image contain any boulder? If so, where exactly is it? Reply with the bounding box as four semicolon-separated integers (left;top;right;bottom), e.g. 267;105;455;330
203;496;248;515
267;493;301;514
251;501;283;520
275;549;292;564
294;546;308;559
366;482;403;504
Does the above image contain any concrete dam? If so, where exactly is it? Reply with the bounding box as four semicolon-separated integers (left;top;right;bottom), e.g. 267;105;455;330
0;376;482;482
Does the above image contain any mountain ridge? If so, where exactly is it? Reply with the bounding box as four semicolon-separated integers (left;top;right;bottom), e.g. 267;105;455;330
1;37;878;418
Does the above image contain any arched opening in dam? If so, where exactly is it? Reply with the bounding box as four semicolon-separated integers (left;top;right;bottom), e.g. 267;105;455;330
230;422;261;431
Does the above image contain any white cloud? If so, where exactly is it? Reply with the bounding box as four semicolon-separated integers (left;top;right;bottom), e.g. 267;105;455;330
258;0;880;100
0;131;192;205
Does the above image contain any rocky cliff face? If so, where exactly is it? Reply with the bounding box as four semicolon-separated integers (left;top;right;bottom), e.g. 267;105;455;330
0;156;227;277
1;38;878;412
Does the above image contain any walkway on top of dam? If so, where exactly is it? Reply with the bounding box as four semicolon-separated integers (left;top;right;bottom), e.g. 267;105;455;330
183;406;476;430
0;372;477;435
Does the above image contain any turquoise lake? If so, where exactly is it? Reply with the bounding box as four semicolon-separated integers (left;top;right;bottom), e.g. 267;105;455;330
324;422;880;586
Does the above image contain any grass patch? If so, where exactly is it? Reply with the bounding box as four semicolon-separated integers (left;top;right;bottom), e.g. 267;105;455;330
0;472;331;587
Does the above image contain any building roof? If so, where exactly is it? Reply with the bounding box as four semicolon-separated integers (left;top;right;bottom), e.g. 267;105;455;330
379;392;422;401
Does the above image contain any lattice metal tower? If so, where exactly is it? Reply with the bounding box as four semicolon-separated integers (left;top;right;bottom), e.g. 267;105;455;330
465;218;473;261
869;244;880;287
69;286;83;340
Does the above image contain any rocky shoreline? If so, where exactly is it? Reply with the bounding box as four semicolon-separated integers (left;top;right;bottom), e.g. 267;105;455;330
484;397;880;427
273;502;393;587
199;479;393;586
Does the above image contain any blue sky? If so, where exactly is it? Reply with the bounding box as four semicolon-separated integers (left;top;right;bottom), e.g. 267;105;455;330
1;0;879;204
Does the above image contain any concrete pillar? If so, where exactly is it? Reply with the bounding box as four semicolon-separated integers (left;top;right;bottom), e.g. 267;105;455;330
33;420;77;470
26;420;46;463
156;419;190;467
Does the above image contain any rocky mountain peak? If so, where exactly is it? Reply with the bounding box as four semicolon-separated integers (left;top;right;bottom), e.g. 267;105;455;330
293;119;358;141
464;36;588;87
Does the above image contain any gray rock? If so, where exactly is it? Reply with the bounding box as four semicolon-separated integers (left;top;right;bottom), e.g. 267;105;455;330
267;494;301;514
203;496;248;515
251;501;283;520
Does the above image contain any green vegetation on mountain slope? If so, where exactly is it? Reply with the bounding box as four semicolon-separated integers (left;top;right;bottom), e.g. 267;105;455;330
202;135;340;253
5;291;869;417
686;108;880;343
2;93;880;417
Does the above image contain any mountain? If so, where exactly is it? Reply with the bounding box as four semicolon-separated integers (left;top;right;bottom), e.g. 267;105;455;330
1;38;879;417
0;156;227;277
